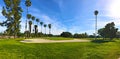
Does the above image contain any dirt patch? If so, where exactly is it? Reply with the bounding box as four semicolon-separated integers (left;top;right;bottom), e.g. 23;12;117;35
20;38;90;43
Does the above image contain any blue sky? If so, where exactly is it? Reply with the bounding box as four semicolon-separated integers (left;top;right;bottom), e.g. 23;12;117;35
0;0;120;35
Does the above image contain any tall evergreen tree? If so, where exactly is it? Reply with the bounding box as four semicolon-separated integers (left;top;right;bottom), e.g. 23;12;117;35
1;0;23;38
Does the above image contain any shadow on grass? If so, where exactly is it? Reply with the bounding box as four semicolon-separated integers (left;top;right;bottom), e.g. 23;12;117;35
91;39;115;43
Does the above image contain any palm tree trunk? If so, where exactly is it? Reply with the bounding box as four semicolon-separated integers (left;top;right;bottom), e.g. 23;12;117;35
14;22;17;38
26;7;28;31
45;27;46;35
95;15;97;40
32;21;34;33
37;22;38;32
25;7;28;38
49;28;51;34
41;25;42;33
30;25;31;33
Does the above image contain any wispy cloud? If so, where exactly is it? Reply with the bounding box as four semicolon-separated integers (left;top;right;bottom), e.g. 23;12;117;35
28;7;67;35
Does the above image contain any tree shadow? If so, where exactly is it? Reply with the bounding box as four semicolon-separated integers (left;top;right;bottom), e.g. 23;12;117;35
91;39;115;43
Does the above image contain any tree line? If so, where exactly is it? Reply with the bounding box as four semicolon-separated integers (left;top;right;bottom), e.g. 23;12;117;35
60;22;120;40
60;32;88;38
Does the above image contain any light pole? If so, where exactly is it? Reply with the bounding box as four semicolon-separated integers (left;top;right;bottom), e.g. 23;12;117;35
94;10;98;40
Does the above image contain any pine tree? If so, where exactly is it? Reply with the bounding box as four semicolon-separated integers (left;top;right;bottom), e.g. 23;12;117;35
1;0;23;38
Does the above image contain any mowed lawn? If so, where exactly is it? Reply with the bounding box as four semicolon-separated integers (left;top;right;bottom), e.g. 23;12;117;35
0;38;120;59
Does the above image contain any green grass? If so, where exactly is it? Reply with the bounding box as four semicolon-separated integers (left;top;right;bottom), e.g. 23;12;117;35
42;37;74;40
0;38;120;59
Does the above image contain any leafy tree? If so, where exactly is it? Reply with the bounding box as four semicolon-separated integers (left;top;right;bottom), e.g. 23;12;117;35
116;31;120;38
73;33;79;38
98;28;105;39
40;22;43;33
44;24;47;34
89;35;95;38
98;22;118;40
48;24;51;34
1;0;23;38
60;32;72;37
73;33;88;38
24;31;30;38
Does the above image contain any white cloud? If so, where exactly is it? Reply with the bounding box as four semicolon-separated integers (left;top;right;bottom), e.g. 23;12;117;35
98;18;120;28
39;15;67;35
20;17;26;33
106;0;120;18
26;7;67;35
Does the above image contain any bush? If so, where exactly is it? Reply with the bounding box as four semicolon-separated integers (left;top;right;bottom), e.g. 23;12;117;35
60;32;72;37
73;33;88;38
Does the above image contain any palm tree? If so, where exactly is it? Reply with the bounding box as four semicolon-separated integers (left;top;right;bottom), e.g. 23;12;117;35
40;22;43;33
31;16;35;33
44;24;47;34
94;10;98;40
36;18;39;32
31;16;35;24
36;18;40;25
48;24;51;34
27;14;31;30
34;25;38;37
29;21;32;33
27;14;31;19
26;14;31;38
25;0;31;31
